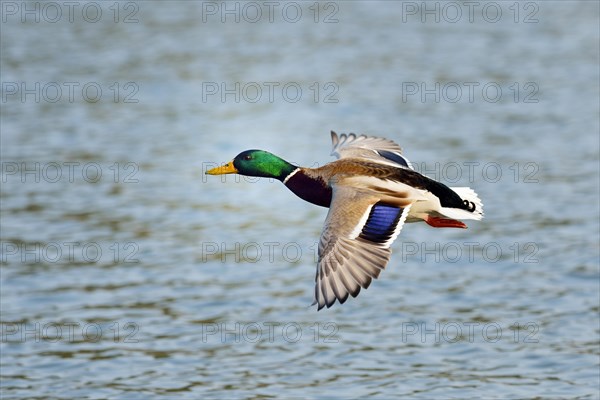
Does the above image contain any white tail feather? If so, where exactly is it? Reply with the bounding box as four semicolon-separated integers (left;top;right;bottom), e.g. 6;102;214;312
439;187;484;221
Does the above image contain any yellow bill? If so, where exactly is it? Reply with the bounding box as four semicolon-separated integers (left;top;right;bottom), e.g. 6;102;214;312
206;161;238;175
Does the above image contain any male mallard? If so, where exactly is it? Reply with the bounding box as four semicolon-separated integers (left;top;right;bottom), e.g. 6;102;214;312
206;132;483;310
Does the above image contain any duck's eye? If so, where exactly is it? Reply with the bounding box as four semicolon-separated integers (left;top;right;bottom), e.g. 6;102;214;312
244;155;252;161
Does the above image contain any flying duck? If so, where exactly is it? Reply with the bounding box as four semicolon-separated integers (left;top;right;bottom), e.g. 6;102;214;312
206;132;483;310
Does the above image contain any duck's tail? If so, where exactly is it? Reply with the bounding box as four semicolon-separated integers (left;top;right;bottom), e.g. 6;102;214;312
437;187;484;221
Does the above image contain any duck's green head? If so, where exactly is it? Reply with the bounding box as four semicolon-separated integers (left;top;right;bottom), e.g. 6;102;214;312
206;150;296;181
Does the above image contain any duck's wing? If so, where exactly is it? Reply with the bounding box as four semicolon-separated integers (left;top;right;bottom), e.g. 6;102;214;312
330;131;413;169
313;184;412;310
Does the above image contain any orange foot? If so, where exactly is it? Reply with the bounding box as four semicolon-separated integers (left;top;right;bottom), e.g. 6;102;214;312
425;216;467;229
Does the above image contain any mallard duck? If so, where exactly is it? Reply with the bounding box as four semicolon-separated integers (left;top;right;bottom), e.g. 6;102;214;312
206;132;483;310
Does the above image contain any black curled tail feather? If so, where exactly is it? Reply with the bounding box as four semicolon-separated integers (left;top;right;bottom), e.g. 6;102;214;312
392;168;477;212
425;179;476;211
463;199;476;212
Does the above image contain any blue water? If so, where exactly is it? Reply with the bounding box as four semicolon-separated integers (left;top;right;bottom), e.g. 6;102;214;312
1;1;599;399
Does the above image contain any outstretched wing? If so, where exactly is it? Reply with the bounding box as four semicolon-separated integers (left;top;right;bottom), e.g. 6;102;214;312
313;184;412;310
330;131;413;169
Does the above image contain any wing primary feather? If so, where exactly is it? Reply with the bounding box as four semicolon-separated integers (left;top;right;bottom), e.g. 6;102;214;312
328;269;344;303
344;261;372;288
336;264;360;297
321;272;336;308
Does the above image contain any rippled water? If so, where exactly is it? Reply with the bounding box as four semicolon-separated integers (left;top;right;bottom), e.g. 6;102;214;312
1;1;599;399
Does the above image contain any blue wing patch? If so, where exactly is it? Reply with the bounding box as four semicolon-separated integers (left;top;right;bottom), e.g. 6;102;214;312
377;150;412;169
359;203;404;244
